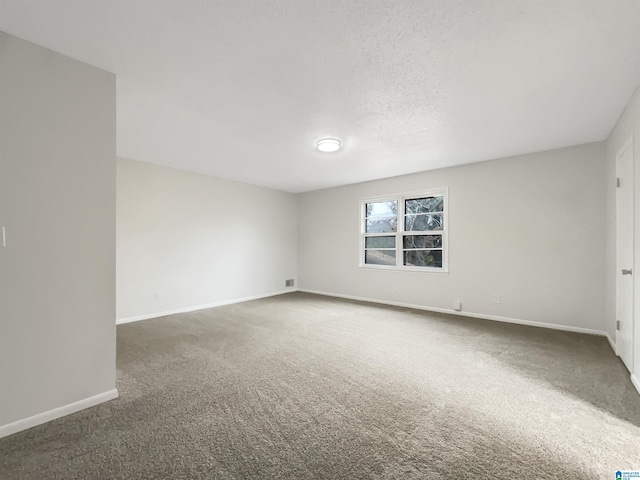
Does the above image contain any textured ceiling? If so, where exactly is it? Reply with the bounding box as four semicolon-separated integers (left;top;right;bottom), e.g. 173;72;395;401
2;1;640;192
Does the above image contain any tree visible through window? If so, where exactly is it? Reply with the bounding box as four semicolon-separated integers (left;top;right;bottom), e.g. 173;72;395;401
361;190;447;271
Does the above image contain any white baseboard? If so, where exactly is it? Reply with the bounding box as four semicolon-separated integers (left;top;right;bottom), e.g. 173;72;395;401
631;374;640;395
117;289;296;325
298;288;608;337
0;388;119;439
607;334;618;355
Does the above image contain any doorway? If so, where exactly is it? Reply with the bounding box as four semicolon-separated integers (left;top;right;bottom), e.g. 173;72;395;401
616;136;634;372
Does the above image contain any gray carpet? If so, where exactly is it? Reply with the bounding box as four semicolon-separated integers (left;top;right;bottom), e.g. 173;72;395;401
1;292;639;479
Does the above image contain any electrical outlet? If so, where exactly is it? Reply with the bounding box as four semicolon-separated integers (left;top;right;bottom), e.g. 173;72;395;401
493;294;500;304
154;291;161;301
285;279;295;287
453;300;462;311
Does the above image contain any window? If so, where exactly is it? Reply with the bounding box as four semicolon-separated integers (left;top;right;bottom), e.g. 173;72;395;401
361;189;447;272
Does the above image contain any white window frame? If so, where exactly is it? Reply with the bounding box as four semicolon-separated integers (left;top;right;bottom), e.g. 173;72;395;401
359;188;448;273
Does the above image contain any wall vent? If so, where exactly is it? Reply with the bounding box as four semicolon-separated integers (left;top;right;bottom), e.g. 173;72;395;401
285;279;295;287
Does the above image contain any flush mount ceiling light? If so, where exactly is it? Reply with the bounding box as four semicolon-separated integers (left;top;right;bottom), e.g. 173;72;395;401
316;137;342;153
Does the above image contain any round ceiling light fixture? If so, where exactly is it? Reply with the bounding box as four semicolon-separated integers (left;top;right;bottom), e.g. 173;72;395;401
316;137;342;153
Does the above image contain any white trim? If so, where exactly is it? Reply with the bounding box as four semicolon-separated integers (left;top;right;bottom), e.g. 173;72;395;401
298;288;607;337
116;289;295;325
0;389;118;439
617;134;634;159
359;264;450;275
631;374;640;395
607;333;618;355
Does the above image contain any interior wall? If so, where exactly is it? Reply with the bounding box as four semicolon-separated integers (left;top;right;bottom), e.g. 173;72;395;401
116;158;298;321
298;143;606;333
605;85;640;378
0;33;117;430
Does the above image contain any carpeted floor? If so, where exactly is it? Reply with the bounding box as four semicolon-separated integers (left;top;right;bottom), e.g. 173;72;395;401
1;292;639;479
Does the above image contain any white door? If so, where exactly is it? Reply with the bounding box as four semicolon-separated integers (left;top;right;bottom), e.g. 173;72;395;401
616;138;634;372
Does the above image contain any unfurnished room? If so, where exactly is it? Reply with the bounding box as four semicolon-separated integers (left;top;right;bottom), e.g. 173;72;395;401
1;1;640;479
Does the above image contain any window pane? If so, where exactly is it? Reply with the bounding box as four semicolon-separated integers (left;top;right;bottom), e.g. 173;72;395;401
403;250;443;268
405;213;443;231
365;236;396;248
365;249;396;266
405;196;443;214
403;235;442;249
366;201;397;217
366;217;398;233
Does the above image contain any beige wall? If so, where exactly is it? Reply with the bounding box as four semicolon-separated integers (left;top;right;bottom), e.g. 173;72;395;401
298;143;606;332
605;85;640;378
116;158;298;321
0;33;117;430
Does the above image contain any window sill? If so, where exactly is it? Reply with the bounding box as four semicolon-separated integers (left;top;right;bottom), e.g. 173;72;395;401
358;264;450;275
